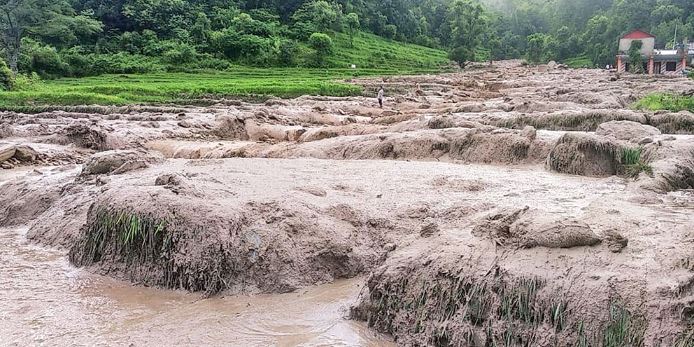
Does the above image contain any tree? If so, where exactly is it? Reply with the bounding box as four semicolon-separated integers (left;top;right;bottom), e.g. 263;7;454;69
308;32;333;66
292;1;338;38
346;13;359;47
0;0;101;73
628;40;644;74
447;0;486;67
526;33;546;64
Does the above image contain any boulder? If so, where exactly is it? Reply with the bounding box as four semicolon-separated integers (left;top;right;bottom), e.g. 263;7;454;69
14;146;38;162
0;145;16;163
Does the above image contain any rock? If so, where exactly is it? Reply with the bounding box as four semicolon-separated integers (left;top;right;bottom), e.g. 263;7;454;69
81;150;163;176
420;221;439;238
0;145;16;163
547;61;558;69
521;126;537;140
13;146;38;162
1;162;13;169
638;137;654;145
384;243;397;252
296;186;327;197
155;173;185;186
596;121;661;142
177;120;193;128
603;230;628;253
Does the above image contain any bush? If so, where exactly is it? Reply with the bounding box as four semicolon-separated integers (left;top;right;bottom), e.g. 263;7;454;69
12;72;42;91
0;59;14;91
383;24;398;39
278;40;299;66
309;32;333;66
19;39;69;77
161;41;198;65
90;53;163;75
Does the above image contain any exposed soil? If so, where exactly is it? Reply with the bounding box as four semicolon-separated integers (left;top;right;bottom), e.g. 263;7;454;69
1;60;693;345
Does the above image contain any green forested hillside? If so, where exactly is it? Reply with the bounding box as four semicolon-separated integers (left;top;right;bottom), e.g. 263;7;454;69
0;0;691;83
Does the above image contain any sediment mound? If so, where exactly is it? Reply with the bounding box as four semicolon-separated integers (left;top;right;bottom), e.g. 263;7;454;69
547;132;621;176
350;253;693;346
258;128;549;165
493;109;648;132
67;165;402;295
64;124;125;151
596;120;661;142
81;150;163;176
471;207;602;249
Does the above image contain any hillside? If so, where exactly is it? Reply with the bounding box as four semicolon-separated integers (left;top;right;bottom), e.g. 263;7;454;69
325;32;450;70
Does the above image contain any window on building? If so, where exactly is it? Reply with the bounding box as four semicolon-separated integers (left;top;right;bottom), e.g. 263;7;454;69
666;62;677;71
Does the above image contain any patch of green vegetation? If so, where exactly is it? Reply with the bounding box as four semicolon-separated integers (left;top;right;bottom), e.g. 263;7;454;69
325;32;450;69
564;55;594;69
634;93;694;113
0;68;394;109
619;147;653;178
70;208;171;266
0;31;451;109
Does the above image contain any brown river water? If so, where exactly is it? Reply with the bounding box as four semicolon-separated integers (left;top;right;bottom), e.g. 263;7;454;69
0;169;393;347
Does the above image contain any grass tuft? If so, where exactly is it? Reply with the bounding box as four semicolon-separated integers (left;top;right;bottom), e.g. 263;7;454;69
619;147;653;178
602;301;646;347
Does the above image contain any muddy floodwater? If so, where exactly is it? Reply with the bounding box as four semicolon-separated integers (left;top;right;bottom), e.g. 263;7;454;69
0;199;391;347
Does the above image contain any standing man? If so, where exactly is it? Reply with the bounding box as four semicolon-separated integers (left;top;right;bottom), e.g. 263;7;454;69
377;86;384;108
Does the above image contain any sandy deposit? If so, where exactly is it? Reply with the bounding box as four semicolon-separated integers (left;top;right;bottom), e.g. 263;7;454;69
1;60;693;345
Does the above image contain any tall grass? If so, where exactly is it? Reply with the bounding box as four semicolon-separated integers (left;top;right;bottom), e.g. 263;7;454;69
620;147;653;178
70;208;171;266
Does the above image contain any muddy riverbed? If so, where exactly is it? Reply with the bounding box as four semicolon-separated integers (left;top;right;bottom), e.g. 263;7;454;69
1;61;693;345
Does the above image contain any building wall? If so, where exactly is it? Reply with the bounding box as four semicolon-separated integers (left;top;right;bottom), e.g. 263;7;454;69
619;37;655;55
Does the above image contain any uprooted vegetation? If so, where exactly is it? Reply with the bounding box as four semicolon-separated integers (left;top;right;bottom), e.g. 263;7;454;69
68;205;232;294
351;268;656;347
546;133;658;179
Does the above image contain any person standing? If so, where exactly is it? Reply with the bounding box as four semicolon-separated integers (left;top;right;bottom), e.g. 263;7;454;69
377;86;384;108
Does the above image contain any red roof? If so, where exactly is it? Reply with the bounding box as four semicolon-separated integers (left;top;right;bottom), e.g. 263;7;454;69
622;30;655;39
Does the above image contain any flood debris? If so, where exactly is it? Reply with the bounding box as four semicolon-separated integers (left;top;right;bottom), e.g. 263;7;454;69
1;61;693;345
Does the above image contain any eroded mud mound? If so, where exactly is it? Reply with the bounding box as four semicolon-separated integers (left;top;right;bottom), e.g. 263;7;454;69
547;132;621;176
2;61;694;346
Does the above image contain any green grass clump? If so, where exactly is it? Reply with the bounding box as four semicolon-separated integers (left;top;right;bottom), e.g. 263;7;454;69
634;93;694;113
70;208;171;266
602;302;646;347
620;147;653;178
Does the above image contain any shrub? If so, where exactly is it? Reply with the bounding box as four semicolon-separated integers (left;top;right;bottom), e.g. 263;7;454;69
19;39;69;77
161;41;198;65
0;59;14;90
628;40;644;74
12;72;42;91
278;40;299;66
383;24;398;39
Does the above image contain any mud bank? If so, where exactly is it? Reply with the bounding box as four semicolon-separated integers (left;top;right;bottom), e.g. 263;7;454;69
1;60;693;345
